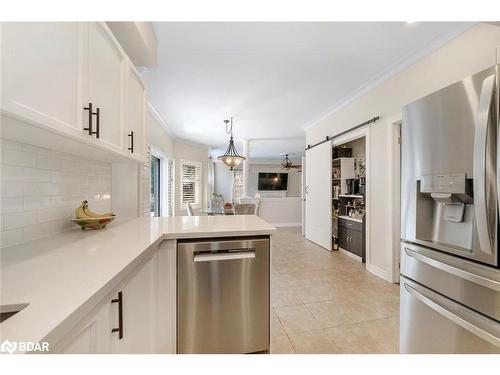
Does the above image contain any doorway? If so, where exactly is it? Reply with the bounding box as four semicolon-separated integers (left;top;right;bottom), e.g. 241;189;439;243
332;134;367;263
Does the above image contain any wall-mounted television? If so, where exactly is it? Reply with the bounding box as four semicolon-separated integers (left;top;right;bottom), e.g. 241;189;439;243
258;173;288;191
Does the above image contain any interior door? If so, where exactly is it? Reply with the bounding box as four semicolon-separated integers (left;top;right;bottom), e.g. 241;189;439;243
305;141;332;250
87;22;126;153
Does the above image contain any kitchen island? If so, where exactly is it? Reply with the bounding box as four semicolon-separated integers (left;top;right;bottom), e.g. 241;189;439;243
0;215;275;354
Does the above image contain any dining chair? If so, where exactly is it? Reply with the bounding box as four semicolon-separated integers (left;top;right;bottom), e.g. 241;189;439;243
234;203;257;215
186;202;194;216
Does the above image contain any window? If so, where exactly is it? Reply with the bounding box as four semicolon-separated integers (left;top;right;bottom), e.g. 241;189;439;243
181;160;201;207
150;155;161;217
232;169;244;201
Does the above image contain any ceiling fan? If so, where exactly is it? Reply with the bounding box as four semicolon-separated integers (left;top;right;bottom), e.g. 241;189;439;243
280;153;302;170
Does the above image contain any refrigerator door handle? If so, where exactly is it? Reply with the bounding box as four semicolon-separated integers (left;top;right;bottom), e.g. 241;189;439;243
403;282;500;348
473;74;495;256
404;247;500;291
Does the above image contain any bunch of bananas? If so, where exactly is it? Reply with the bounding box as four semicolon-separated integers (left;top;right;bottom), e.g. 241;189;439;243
75;200;115;219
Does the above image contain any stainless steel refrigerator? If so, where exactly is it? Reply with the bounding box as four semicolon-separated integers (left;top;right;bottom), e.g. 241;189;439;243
400;64;500;353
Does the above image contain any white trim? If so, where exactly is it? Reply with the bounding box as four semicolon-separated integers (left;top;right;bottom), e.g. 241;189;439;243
302;23;475;131
271;222;302;227
366;264;388;280
150;145;171;217
175;137;211;151
147;102;177;139
386;116;403;283
338;247;362;262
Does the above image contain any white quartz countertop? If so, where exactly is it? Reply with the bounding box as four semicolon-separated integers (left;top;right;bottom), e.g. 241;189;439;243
0;215;275;348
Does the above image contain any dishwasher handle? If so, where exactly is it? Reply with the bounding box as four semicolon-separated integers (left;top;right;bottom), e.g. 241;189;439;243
193;250;256;262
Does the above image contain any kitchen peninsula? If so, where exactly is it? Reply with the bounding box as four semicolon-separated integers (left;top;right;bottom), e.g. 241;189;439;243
0;215;275;354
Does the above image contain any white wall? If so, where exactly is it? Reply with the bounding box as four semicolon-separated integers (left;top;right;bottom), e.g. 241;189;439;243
248;162;301;198
0;137;112;248
148;109;175;158
258;197;302;226
214;161;234;201
305;23;500;280
173;140;210;216
213;160;303;202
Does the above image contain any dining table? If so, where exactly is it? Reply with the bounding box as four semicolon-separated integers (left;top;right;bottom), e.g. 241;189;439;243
200;208;234;216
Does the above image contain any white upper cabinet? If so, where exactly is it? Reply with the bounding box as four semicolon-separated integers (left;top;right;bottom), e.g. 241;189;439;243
1;22;146;162
1;22;86;139
86;22;126;154
124;61;147;161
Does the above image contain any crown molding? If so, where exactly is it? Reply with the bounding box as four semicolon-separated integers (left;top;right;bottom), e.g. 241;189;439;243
303;22;476;131
147;102;177;139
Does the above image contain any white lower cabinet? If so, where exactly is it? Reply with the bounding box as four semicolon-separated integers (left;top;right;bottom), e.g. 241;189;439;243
53;240;176;354
110;254;155;354
54;299;110;354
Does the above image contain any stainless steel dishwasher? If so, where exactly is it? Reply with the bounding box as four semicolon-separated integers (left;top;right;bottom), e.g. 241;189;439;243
177;236;270;354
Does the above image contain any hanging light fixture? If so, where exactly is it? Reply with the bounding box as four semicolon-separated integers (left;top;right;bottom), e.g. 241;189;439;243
280;153;302;170
217;117;245;170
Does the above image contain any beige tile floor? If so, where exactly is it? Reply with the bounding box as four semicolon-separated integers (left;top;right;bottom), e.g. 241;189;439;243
269;227;400;354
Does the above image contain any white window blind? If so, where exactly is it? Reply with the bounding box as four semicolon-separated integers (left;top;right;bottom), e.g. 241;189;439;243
181;160;201;207
167;159;174;216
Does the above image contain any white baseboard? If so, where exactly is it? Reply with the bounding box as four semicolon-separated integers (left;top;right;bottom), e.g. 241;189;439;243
366;264;388;281
271;222;302;227
338;247;362;262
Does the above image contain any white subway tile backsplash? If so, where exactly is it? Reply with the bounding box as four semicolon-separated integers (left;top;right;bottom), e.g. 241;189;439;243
38;207;73;224
3;182;27;197
1;138;112;247
1;198;24;213
1;228;23;247
37;154;62;170
3;211;37;230
0;139;23;151
23;196;52;211
2;149;37;167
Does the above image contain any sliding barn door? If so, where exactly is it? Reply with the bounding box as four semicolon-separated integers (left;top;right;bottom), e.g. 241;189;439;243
305;141;332;250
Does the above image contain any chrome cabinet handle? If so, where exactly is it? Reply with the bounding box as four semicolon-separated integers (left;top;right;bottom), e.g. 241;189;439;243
404;282;500;348
473;74;495;256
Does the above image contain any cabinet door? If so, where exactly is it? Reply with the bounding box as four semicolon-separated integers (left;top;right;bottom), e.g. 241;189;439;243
110;256;155;353
53;301;110;354
87;22;126;153
1;22;86;139
338;226;349;250
350;230;363;257
125;61;147;160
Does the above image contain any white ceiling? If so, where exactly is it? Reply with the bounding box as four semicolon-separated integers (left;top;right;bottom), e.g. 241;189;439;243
142;22;473;159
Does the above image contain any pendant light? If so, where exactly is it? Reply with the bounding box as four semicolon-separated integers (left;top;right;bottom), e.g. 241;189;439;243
217;117;246;170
